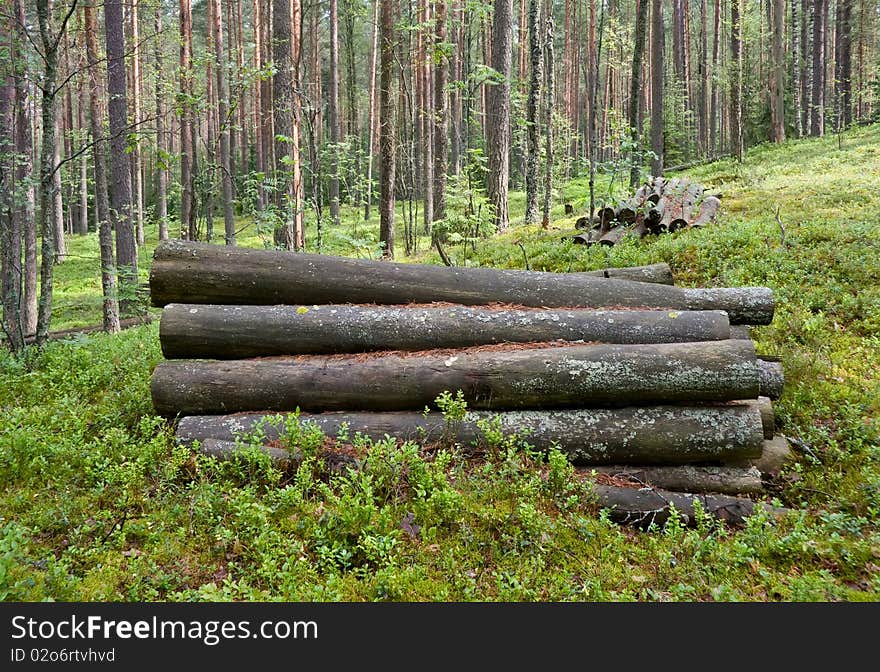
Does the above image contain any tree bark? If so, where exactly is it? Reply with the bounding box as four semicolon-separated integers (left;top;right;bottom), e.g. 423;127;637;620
179;0;196;239
51;117;66;262
34;0;61;345
272;0;305;250
730;0;744;160
486;0;512;231
106;0;138;315
151;339;766;416
329;0;341;227
524;0;542;225
432;1;448;225
592;465;763;495
379;0;396;257
591;484;784;528
211;0;236;245
628;0;650;187
159;304;732;359
154;10;168;241
709;0;721;157
84;0;121;333
175;402;766;465
13;0;36;337
129;0;144;246
651;0;664;175
810;0;826;135
541;14;555;228
770;0;786;142
0;27;20;350
150;240;775;323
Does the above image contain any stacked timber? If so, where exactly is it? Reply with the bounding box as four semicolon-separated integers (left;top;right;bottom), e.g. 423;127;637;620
573;176;722;246
150;240;790;527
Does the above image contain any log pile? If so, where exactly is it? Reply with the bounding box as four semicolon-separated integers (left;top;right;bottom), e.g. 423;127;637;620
573;176;722;246
150;240;790;528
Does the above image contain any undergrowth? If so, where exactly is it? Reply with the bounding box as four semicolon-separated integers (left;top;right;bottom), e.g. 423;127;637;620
1;124;879;601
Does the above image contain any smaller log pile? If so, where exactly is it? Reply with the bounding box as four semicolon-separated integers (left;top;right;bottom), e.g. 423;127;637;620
573;176;722;247
150;241;791;528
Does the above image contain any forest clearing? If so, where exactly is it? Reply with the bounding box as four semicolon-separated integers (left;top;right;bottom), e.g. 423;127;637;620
1;124;879;601
1;0;879;607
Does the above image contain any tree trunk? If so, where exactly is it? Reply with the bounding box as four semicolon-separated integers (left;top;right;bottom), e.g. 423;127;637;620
365;0;380;221
272;0;305;250
151;339;766;416
76;62;89;236
154;10;168;241
838;0;852;127
486;0;512;231
629;0;650;187
524;0;542;225
211;0;236;245
106;0;139;314
730;0;744;160
179;0;196;239
84;0;121;334
158;304;732;359
651;0;664;176
810;0;826;136
709;0;721;157
0;29;21;350
433;1;448;225
770;0;786;142
129;0;144;246
329;0;341;227
34;0;60;345
420;0;434;235
541;14;555;228
175;402;766;466
51;117;66;262
13;0;36;336
379;0;396;257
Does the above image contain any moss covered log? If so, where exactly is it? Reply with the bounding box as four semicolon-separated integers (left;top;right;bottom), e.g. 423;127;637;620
159;304;731;359
149;241;774;324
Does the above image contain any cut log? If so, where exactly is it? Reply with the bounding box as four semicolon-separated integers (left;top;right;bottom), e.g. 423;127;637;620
591;483;787;528
757;360;785;399
196;438;359;474
176;402;766;465
160;305;730;359
151;340;764;416
571;232;597;245
149;241;774;324
689;195;721;227
616;200;640;224
598;226;628;246
729;325;751;340
591;465;763;495
646;199;665;227
727;435;792;474
598;206;616;228
199;438;294;468
752;435;793;474
747;396;776;439
670;183;704;230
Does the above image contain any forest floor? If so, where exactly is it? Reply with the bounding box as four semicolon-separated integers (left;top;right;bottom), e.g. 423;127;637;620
1;124;879;601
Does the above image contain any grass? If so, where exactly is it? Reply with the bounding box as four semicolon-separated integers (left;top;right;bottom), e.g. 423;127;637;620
1;124;879;601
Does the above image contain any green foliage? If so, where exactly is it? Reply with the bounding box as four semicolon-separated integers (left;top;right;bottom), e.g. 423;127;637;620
2;125;880;601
